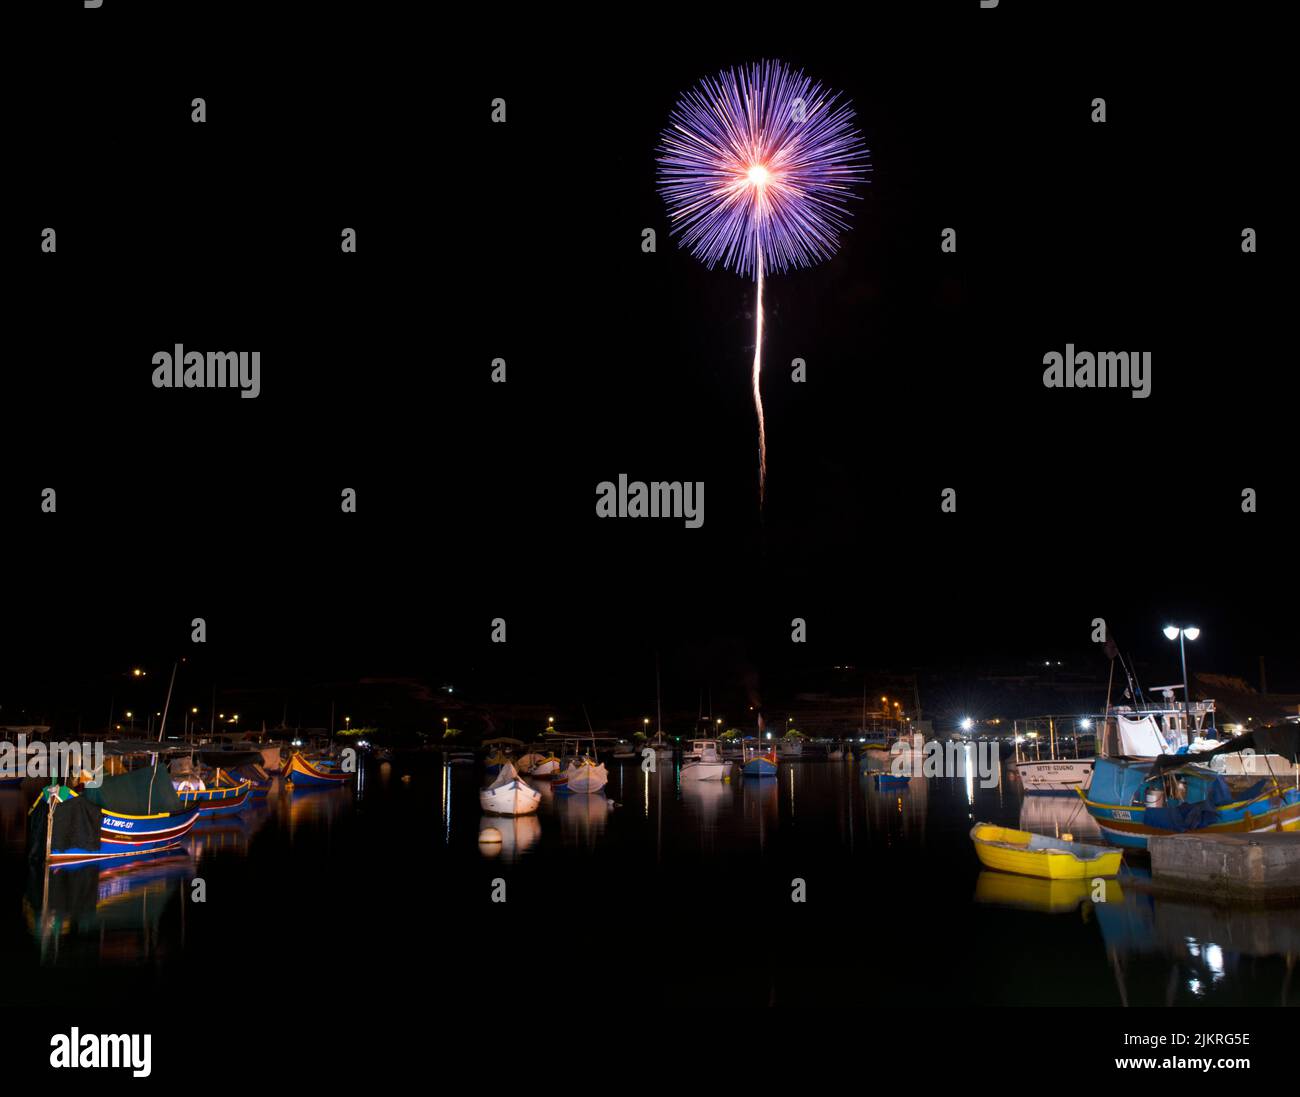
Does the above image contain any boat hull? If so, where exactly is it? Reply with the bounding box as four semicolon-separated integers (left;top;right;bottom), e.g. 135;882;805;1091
282;754;350;788
873;773;911;788
178;781;252;816
1078;785;1300;850
1013;759;1094;795
681;761;731;781
970;823;1122;879
48;806;203;866
742;757;777;778
480;781;541;815
560;762;608;794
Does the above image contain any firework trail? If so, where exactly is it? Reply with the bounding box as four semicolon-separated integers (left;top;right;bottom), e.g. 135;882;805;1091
657;59;869;505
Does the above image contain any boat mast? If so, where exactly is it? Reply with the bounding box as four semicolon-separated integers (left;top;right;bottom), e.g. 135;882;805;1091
156;660;178;743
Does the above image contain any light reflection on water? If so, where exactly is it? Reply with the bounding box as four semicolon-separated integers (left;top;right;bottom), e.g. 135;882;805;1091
2;758;1296;1007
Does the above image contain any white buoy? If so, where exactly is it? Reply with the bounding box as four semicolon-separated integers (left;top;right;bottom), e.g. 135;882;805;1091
479;827;503;844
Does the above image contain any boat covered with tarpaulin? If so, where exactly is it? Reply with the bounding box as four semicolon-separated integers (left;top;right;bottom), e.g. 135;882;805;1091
1079;724;1300;849
28;765;202;867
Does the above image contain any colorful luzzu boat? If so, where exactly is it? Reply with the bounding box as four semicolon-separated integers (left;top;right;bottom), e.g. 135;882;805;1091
28;771;202;868
1079;756;1300;850
177;779;252;817
225;763;273;796
282;752;350;788
742;748;778;777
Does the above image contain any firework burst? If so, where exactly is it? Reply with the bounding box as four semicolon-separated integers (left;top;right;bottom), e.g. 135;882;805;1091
657;59;870;504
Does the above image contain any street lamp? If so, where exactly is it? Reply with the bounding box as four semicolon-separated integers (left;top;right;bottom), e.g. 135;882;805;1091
344;715;351;732
1163;625;1200;742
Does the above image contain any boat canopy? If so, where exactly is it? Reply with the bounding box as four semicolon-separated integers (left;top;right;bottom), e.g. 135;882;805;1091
1147;722;1300;776
1088;757;1156;806
81;764;183;814
1116;715;1171;757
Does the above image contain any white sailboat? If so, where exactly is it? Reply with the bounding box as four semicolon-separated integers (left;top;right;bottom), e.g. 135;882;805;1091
680;739;733;781
479;762;541;815
558;706;609;794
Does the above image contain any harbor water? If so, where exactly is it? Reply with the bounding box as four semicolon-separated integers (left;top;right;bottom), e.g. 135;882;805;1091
2;754;1296;1008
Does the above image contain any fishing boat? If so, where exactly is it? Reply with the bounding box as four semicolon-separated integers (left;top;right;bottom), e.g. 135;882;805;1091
517;750;561;777
1010;716;1096;794
177;779;252;817
741;745;778;778
282;752;351;788
559;755;609;794
483;737;524;777
479;762;541;815
1079;724;1300;850
970;823;1124;879
223;762;274;796
28;768;202;867
680;739;732;781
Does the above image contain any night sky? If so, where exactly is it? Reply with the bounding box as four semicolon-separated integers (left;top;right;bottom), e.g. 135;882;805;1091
5;4;1294;726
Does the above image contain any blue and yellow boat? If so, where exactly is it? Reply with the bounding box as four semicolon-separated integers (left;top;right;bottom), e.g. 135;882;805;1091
28;768;202;867
1079;755;1300;850
177;779;252;817
742;748;778;778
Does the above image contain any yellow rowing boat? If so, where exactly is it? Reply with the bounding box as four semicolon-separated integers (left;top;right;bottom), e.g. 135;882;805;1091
970;823;1123;880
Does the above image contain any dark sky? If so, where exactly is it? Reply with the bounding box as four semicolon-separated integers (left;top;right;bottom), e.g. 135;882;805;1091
5;4;1294;724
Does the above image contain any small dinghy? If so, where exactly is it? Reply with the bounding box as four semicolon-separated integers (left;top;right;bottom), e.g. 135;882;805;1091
479;762;541;815
969;823;1123;880
559;756;608;794
873;772;911;788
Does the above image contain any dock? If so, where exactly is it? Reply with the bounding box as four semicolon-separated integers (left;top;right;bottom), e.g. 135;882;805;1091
1148;831;1300;901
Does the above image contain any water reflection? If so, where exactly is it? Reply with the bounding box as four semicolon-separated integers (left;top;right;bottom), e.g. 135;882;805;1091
477;814;541;861
1094;882;1300;1005
24;851;194;967
1018;793;1101;841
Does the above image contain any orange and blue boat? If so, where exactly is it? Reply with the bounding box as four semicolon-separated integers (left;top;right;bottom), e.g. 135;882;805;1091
282;752;350;788
742;747;778;777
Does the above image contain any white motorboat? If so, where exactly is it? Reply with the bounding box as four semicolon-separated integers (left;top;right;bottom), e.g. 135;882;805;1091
479;762;541;815
681;739;733;781
560;756;608;794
